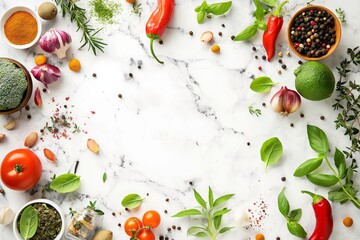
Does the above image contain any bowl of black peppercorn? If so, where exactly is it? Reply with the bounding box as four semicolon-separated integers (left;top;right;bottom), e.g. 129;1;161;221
287;5;341;61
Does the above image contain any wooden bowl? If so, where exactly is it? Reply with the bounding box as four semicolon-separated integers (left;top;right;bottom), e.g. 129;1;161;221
0;58;33;115
287;5;341;61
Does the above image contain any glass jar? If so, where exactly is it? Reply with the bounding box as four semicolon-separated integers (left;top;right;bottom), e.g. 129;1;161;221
65;207;97;240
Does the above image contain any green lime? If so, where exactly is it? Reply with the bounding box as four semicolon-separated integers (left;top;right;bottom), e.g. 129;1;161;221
294;61;335;101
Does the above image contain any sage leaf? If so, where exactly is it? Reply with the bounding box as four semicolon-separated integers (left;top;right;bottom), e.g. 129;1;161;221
213;194;235;207
207;1;232;15
254;0;265;20
219;226;233;234
347;167;353;182
250;76;278;93
293;157;323;177
334;148;346;179
233;24;258;41
121;194;144;209
328;188;349;203
307;125;329;154
194;231;209;237
50;173;81;193
172;208;203;217
102;172;107;183
213;208;231;217
260;137;283;169
278;188;290;218
289;209;302;222
194;189;207;208
20;206;38;240
213;215;222;230
187;226;207;236
195;0;208;12
262;0;278;7
208;186;214;208
307;173;339;187
287;221;307;238
197;11;206;23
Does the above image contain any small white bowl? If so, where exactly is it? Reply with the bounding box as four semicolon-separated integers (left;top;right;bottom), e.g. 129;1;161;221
13;199;65;240
0;6;42;49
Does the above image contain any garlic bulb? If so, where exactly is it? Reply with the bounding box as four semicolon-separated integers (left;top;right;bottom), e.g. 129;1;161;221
39;29;72;59
31;64;61;88
0;207;15;225
270;86;301;116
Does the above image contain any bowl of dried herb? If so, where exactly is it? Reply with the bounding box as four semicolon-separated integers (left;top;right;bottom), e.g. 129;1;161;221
13;199;65;240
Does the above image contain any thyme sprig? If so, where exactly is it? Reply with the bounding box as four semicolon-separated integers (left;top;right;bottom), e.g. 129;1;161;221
335;8;346;23
333;47;360;158
54;0;107;55
248;105;262;117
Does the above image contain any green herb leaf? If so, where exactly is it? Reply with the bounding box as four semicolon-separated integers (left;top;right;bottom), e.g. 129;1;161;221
194;231;209;237
50;173;81;193
195;1;208;12
250;76;278;93
346;167;354;182
95;209;105;215
121;194;144;209
255;20;267;30
102;172;107;183
334;148;347;179
20;206;39;240
289;209;302;222
194;189;207;208
262;0;278;7
172;209;203;217
287;221;307;238
307;125;329;154
260;137;283;169
213;194;235;207
213;208;231;217
278;188;290;218
307;173;339;187
207;1;232;15
233;24;258;41
219;226;233;234
213;215;222;230
293;157;323;177
328;188;349;203
187;226;207;236
253;0;265;20
208;186;214;208
197;11;206;23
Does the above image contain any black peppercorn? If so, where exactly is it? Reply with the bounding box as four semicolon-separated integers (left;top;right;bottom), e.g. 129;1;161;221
262;55;266;60
92;73;97;77
189;31;193;36
247;142;250;146
221;24;225;28
231;35;235;40
129;73;133;78
25;105;30;110
278;59;283;64
218;32;222;36
118;93;122;98
159;40;163;44
320;116;325;120
252;47;256;51
281;64;287;69
300;113;305;118
281;177;286;181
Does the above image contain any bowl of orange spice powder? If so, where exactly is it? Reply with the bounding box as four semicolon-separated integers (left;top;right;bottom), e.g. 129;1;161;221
0;6;42;49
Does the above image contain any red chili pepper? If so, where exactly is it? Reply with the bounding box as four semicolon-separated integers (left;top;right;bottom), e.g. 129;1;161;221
146;0;175;64
302;191;333;240
262;0;288;62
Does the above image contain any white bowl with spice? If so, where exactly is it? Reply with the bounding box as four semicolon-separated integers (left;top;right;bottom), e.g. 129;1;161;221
0;6;42;49
13;199;65;240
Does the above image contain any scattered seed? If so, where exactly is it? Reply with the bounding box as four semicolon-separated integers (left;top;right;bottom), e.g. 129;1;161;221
255;55;258;59
218;32;222;36
25;105;30;111
166;198;169;202
112;212;116;216
256;233;265;240
298;60;303;65
4;121;16;130
262;55;266;60
92;73;97;77
276;237;281;240
172;225;176;230
211;44;220;53
231;35;235;40
290;123;294;127
300;113;305;118
343;217;353;227
189;31;193;36
125;208;129;211
252;47;257;51
159;40;163;44
258;66;262;70
44;148;57;163
87;138;99;154
277;69;282;74
281;64;287;69
189;181;193;185
286;52;291;56
320;116;325;120
118;223;121;227
262;103;266;107
24;132;38;147
221;24;225;28
118;93;123;98
0;133;5;141
164;210;168;214
42;88;47;93
129;73;133;78
281;177;286;182
278;52;283;57
278;59;283;64
167;227;171;232
0;188;4;195
177;226;181;230
27;114;32;119
247;142;250;146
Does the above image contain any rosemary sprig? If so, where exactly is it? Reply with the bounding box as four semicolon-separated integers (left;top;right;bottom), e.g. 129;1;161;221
54;0;107;55
335;8;346;23
248;105;262;117
333;47;360;158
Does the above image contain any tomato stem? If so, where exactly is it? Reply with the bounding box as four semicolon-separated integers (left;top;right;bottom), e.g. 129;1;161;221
14;164;23;173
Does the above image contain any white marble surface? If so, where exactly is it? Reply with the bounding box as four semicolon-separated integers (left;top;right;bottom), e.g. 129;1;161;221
0;0;360;239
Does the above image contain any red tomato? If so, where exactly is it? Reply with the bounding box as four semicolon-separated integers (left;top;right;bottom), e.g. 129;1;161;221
142;210;161;229
137;229;155;240
124;217;143;236
1;149;42;191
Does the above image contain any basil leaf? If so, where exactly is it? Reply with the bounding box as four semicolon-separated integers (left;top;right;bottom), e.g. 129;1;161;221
20;206;38;240
250;76;277;93
328;188;349;203
219;226;233;234
256;20;267;30
289;209;302;222
195;0;208;12
213;215;222;230
213;208;231;217
262;0;278;7
208;187;214;208
194;189;207;208
197;11;206;23
187;226;207;236
233;24;258;41
352;198;360;209
207;1;232;15
254;0;265;20
260;137;283;168
195;231;209;237
307;173;339;187
287;221;307;238
213;194;235;207
334;148;347;179
102;172;107;183
347;167;354;182
95;209;105;215
121;194;144;209
278;188;290;218
307;125;329;154
293;158;323;177
50;173;81;193
172;208;203;217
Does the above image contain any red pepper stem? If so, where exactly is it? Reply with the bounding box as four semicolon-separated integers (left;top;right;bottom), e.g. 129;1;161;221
272;0;288;17
150;38;164;64
301;190;324;204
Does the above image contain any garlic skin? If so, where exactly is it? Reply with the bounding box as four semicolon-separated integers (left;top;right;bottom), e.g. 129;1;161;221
235;209;251;227
0;207;15;225
270;86;301;116
39;29;72;59
31;64;61;88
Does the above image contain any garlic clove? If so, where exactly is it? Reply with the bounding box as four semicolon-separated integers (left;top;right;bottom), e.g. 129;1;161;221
0;207;15;225
44;148;57;163
270;86;301;116
39;28;72;59
87;138;99;154
200;31;214;43
235;209;251;227
31;64;61;88
34;87;42;107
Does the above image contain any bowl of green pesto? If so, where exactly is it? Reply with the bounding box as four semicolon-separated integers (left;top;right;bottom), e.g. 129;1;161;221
0;57;32;114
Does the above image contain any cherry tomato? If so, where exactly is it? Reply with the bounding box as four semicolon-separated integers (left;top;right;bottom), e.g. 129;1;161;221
1;149;42;191
142;210;161;229
126;0;136;4
124;217;143;236
137;229;155;240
